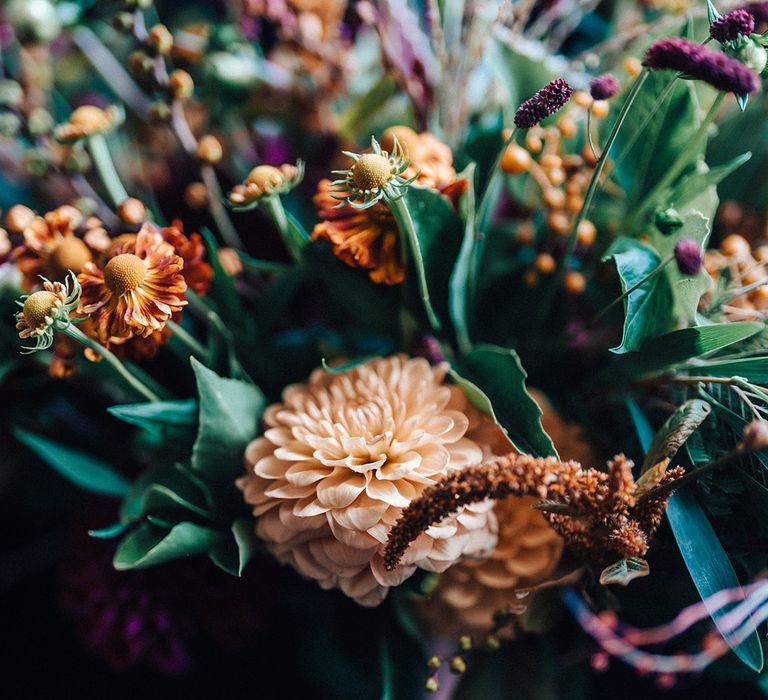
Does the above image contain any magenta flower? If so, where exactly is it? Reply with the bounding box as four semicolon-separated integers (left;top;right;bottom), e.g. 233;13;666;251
710;9;755;43
643;38;759;94
514;78;573;128
674;238;703;276
589;74;619;100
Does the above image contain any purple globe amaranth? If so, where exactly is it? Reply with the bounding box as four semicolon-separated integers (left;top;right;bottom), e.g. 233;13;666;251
643;38;760;94
673;238;704;276
514;78;573;128
589;74;619;100
710;9;755;43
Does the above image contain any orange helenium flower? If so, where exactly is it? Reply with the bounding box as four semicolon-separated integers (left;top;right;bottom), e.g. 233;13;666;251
311;180;405;285
78;225;187;341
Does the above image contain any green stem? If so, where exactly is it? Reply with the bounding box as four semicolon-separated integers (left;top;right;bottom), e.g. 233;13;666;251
630;92;725;228
386;194;442;333
592;255;674;323
166;319;210;363
62;325;160;402
587;103;599;162
87;133;128;208
262;196;307;263
476;127;518;231
532;70;649;340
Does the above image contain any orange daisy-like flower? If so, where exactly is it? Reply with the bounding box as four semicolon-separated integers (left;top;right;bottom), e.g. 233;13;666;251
311;179;405;285
13;205;94;290
78;225;187;341
161;222;213;296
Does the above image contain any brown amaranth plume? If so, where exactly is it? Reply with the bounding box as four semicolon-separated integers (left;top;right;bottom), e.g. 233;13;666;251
384;452;684;571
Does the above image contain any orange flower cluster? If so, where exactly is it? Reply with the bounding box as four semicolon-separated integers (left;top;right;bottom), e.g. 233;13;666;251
311;126;465;285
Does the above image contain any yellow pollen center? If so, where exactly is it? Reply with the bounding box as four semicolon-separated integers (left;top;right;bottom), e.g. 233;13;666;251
69;105;110;132
23;291;59;329
352;154;393;191
104;253;146;295
49;236;92;276
246;165;283;191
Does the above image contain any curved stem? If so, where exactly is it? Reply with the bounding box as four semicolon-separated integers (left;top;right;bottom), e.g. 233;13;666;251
386;194;442;333
476;127;518;231
166;319;210;363
87;133;128;208
62;325;160;402
262;196;307;263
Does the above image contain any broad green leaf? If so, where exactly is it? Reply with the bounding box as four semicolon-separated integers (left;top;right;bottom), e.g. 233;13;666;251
627;400;764;673
139;482;215;521
14;428;130;497
606;237;673;353
209;517;259;576
599;557;650;586
616;322;762;376
641;399;712;471
108;399;197;435
449;163;477;354
113;521;224;570
191;358;266;480
454;344;557;457
404;186;464;329
688;356;768;383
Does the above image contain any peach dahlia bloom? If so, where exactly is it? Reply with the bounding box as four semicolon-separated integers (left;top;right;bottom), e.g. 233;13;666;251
237;355;504;607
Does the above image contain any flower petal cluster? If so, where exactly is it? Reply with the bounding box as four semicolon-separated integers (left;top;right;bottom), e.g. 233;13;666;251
589;74;619;100
643;38;760;94
710;9;755;43
237;355;504;606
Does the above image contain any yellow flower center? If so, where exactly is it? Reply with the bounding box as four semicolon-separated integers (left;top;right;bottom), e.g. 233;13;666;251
246;165;283;191
49;236;92;277
352;154;393;191
23;291;59;329
104;253;146;295
69;105;110;133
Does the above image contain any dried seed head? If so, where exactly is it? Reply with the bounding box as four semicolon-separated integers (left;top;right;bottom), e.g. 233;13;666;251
22;291;59;330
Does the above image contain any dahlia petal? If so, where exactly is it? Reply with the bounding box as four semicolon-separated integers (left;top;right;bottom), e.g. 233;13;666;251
316;469;366;508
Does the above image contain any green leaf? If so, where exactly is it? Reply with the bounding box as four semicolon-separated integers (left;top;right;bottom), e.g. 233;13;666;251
108;399;197;434
608;211;712;354
14;428;130;497
641;399;712;471
454;344;557;457
88;522;129;539
209;517;260;576
404;186;464;329
200;227;245;326
599;557;650;586
687;356;768;383
190;358;266;480
627;401;764;673
113;521;224;570
449;163;477;354
616;322;763;376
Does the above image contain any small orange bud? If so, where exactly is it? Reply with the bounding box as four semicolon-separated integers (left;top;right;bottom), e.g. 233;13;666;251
501;144;532;175
523;268;538;287
574;90;592;108
547;211;570;235
581;145;600;166
564;270;586;294
168;69;194;99
535;252;556;275
196;135;223;164
6;204;35;233
525;133;543;153
149;24;173;55
566;194;584;213
558;117;577;138
624;57;642;77
547;167;565;186
185;182;208;209
591;100;609;119
577;219;597;246
543;188;566;209
116;197;146;225
540;153;562;170
720;234;751;257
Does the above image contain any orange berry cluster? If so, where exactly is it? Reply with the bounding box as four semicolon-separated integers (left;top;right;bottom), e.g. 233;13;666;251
703;233;768;320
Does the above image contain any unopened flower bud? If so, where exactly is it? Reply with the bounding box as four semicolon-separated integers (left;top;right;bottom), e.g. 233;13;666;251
426;655;442;670
148;24;173;55
63;146;92;174
482;635;501;651
184;182;209;209
742;419;768;451
449;656;466;674
425;677;439;693
148;101;172;123
196;135;223;164
725;36;768;76
6;0;61;43
655;207;684;235
113;11;135;32
117;197;147;225
27;107;54;136
0;79;23;108
674;238;703;276
589;73;619;100
0;112;22;137
168;69;194;100
128;51;155;78
457;635;473;651
6;204;35;233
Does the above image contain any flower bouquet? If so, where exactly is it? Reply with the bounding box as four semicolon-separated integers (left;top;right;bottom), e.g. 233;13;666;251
4;0;768;697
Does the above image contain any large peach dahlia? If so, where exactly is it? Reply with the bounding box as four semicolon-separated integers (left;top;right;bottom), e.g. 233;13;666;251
237;355;504;606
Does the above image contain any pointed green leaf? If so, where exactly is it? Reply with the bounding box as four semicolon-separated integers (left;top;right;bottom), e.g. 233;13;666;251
114;521;224;569
191;358;266;479
453;344;557;457
641;399;712;471
14;428;130;497
108;399;197;434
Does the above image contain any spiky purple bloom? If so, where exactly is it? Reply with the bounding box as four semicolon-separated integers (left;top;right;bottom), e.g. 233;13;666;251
674;238;703;275
513;78;573;128
740;2;768;23
643;38;760;94
589;74;619;100
710;9;755;43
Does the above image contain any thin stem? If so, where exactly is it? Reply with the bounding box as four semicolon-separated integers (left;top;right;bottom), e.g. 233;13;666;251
592;255;673;322
532;70;649;340
476;127;518;230
62;325;160;402
386;194;442;333
630;92;725;229
636;447;748;505
587;103;599;162
166;319;210;363
87;133;128;208
262;196;306;263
